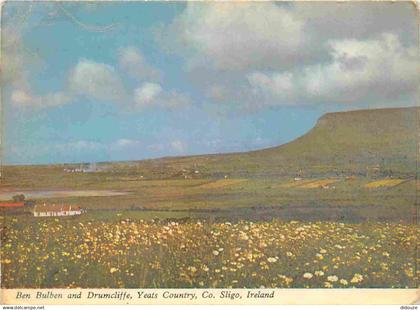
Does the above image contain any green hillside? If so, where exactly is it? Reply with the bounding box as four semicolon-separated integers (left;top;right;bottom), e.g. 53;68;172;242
131;106;418;178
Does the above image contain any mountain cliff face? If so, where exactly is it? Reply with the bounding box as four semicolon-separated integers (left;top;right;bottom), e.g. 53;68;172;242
245;106;418;175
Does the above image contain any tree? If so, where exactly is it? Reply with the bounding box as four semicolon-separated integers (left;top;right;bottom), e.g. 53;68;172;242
12;194;25;202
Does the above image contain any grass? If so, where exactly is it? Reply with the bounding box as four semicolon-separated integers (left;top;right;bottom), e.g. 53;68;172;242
197;179;248;189
365;178;407;188
276;179;313;188
1;215;418;288
0;175;417;222
297;179;339;189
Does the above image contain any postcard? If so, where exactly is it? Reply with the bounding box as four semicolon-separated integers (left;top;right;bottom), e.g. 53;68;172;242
0;0;418;305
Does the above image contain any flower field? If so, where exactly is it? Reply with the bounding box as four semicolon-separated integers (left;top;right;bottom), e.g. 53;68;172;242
1;216;418;288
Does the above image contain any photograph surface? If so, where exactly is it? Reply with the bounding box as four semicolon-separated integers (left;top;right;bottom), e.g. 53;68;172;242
0;1;418;304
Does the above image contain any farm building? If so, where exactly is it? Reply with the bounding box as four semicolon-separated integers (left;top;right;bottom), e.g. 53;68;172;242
33;204;84;217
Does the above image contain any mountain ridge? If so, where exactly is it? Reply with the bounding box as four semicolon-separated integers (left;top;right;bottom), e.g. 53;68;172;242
119;106;418;178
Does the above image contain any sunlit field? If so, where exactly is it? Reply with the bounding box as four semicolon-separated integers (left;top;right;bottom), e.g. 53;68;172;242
297;179;339;189
197;179;248;189
365;178;407;188
1;216;418;288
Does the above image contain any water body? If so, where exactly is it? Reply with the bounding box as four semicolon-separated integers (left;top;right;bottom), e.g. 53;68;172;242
0;190;129;200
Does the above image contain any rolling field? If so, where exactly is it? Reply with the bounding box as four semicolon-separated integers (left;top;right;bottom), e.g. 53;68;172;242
365;178;408;188
0;175;417;222
1;215;418;288
196;179;248;189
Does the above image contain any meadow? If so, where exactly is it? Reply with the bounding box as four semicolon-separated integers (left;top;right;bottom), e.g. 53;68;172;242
1;169;417;222
1;215;418;288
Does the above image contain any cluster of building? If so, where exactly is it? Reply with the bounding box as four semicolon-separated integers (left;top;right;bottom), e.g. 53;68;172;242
63;163;101;173
0;201;84;217
33;204;84;217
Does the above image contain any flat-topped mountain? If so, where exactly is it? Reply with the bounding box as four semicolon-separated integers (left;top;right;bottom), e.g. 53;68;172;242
134;106;418;178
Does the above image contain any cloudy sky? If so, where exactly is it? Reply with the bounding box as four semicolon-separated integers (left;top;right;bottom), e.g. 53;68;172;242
2;2;418;164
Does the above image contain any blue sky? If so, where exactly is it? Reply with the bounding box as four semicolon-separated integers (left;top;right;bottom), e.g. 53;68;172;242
2;2;417;164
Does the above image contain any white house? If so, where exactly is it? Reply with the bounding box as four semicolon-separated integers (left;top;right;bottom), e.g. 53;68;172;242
33;204;84;217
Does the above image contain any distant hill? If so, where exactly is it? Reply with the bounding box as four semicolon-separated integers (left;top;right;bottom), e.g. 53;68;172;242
131;107;418;178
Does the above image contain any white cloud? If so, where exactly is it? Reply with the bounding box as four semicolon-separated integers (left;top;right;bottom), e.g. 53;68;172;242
157;2;417;109
11;89;72;108
304;34;417;103
134;82;163;106
5;2;416;112
1;23;30;88
160;2;416;72
2;24;74;109
8;55;189;111
247;34;418;106
133;82;190;109
10;58;128;109
292;2;416;44
115;138;141;148
118;46;160;80
170;140;187;153
2;17;186;111
247;71;296;103
68;59;126;101
160;2;305;71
